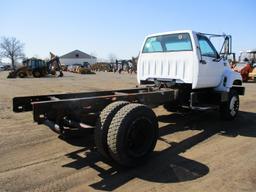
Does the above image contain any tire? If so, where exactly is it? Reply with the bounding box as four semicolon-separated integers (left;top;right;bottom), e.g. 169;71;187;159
107;103;158;167
18;71;27;78
163;102;178;112
220;89;239;120
94;101;129;159
33;71;41;78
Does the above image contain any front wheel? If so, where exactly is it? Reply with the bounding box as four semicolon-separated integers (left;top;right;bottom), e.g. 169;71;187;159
220;89;239;120
18;71;27;78
33;71;41;78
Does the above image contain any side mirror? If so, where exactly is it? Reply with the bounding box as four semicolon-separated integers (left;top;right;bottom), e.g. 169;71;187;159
216;53;221;59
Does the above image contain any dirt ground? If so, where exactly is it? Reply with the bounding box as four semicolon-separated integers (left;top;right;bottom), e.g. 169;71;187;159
0;71;256;192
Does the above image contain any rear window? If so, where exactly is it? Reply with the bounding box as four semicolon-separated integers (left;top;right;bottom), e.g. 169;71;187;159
142;33;193;53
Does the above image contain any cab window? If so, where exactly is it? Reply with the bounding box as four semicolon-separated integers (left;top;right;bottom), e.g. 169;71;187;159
198;35;219;58
142;33;192;53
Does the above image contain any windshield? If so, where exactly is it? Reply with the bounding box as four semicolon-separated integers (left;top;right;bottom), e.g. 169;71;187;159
142;33;192;53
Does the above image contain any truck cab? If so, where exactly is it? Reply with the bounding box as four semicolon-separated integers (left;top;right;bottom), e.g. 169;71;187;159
137;30;242;91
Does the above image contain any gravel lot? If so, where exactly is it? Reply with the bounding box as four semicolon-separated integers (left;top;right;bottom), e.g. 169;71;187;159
0;71;256;192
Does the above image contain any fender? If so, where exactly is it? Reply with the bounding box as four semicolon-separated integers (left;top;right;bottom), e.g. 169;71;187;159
214;67;242;92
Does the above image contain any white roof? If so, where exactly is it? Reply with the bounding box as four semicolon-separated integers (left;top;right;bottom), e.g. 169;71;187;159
145;30;196;38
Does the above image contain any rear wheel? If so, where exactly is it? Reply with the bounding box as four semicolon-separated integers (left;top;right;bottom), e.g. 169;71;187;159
94;101;129;159
220;89;239;120
107;103;158;167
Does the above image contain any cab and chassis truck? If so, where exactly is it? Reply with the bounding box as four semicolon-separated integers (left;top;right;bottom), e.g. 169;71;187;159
13;30;244;167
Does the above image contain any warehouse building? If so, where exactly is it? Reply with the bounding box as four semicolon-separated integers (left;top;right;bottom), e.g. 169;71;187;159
60;50;97;66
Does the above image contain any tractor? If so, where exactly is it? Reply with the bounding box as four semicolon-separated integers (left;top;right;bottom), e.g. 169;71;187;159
7;53;63;78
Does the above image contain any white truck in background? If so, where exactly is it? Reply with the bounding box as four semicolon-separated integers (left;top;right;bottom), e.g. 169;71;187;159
13;30;245;167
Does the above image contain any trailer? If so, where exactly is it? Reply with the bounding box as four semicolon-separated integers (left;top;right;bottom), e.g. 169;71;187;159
13;30;245;167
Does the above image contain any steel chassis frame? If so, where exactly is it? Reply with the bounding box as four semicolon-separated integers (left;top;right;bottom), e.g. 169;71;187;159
13;87;178;131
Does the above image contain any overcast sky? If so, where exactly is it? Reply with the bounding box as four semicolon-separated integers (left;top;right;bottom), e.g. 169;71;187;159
1;0;255;61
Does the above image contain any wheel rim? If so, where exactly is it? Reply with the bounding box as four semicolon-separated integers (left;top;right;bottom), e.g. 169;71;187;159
125;117;155;158
229;96;239;117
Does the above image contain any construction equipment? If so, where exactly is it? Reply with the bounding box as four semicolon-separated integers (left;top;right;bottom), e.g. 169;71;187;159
47;52;63;77
7;53;63;78
13;30;244;167
233;63;254;81
7;58;48;78
233;50;256;81
91;62;113;72
239;50;256;63
66;62;94;74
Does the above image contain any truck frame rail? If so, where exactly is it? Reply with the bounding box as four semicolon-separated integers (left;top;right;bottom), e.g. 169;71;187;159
13;87;178;129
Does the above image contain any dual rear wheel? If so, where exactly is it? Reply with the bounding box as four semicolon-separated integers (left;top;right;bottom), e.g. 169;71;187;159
95;101;158;167
95;90;239;167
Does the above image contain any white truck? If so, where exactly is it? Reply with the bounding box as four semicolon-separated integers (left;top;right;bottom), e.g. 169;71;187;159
13;30;244;167
138;30;244;117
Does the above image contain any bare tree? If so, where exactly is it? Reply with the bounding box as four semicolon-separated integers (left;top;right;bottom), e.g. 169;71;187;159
108;53;117;63
0;37;25;69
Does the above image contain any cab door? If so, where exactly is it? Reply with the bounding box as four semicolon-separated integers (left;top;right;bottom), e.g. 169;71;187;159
196;35;225;88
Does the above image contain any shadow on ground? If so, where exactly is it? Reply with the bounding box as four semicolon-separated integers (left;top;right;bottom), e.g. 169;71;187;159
61;110;256;191
157;110;256;138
